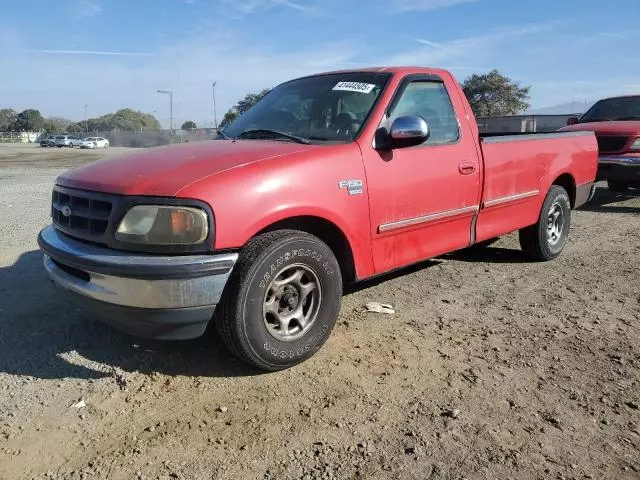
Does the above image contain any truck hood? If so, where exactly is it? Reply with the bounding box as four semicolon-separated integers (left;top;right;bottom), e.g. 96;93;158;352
57;140;315;196
559;120;640;136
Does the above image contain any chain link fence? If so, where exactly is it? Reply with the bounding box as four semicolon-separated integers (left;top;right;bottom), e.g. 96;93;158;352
1;129;219;147
4;115;577;148
80;128;219;148
476;114;575;134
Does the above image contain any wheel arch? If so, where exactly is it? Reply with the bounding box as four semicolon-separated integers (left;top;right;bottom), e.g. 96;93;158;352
551;172;576;208
252;215;357;284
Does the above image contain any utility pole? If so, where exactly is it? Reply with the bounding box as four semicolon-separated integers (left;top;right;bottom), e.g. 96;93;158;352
212;81;218;130
156;89;173;133
84;104;88;133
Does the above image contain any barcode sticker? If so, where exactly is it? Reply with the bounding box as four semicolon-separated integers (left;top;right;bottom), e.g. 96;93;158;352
332;82;376;94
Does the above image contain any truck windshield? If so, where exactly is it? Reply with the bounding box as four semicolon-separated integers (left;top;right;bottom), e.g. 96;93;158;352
221;72;391;143
580;96;640;122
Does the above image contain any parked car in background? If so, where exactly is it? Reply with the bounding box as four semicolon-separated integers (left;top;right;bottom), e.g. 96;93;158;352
40;135;56;147
54;134;83;148
79;137;109;149
559;95;640;192
38;66;598;371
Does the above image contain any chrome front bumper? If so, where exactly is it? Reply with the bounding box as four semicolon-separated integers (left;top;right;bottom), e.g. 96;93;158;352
599;155;640;166
38;225;238;339
597;155;640;184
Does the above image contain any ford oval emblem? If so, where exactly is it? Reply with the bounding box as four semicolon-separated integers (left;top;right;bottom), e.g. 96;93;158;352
61;206;72;217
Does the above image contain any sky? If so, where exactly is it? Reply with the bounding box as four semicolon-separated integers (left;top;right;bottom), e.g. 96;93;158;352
1;0;639;127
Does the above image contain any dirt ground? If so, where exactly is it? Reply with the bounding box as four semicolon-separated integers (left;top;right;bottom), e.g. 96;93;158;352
0;143;638;480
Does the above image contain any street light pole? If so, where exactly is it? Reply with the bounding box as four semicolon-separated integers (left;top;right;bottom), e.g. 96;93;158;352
212;81;218;130
156;89;173;133
84;104;88;133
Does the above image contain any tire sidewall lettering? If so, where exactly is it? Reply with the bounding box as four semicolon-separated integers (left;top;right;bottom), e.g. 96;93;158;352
243;235;342;368
258;248;331;289
262;324;330;359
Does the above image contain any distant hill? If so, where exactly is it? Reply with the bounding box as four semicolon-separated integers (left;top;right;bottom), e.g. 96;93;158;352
525;101;595;115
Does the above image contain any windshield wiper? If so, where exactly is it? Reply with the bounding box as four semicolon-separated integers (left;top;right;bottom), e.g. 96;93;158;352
615;116;640;121
236;129;311;145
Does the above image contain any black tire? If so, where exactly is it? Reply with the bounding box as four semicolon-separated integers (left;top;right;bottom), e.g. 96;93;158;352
608;180;629;193
215;230;342;371
519;185;571;261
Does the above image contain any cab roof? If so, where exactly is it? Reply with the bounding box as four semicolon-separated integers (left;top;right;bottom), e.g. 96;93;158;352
290;66;451;81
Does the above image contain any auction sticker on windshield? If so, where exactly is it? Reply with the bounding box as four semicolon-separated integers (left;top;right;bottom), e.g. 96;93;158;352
332;82;376;94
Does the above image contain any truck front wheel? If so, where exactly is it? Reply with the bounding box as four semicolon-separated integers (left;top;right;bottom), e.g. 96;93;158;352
215;230;342;371
519;185;571;261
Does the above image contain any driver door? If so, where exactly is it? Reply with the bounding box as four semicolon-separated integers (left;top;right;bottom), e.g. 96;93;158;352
361;76;482;273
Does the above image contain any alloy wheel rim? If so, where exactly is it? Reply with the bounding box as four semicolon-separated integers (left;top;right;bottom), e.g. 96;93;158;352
547;202;564;246
262;264;322;341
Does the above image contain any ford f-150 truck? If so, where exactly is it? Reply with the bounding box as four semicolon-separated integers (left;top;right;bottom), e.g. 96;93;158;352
38;67;598;371
559;95;640;192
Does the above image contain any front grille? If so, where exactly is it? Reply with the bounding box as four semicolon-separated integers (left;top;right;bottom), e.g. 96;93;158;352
52;187;114;242
597;135;629;153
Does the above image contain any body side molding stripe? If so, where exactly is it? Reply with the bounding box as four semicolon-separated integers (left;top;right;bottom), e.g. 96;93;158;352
483;190;539;208
378;205;479;233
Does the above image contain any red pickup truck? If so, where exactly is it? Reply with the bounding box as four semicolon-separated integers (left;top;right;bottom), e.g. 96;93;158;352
38;67;598;370
559;95;640;192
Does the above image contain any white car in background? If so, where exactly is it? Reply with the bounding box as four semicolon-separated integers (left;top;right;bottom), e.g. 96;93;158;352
79;137;110;149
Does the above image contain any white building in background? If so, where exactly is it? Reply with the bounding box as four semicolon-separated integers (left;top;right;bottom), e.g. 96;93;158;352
0;131;40;143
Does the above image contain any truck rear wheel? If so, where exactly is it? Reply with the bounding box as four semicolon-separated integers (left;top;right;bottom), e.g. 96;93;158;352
519;185;571;261
215;230;342;371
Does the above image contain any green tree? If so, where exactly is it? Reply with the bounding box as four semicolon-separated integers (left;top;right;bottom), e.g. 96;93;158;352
181;120;197;129
42;117;73;134
13;109;45;131
219;110;238;128
235;89;271;115
220;88;271;128
109;108;161;131
462;70;530;117
220;109;238;128
0;109;17;131
68;109;161;132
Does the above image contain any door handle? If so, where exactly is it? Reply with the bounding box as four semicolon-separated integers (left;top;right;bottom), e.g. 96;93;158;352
458;161;477;175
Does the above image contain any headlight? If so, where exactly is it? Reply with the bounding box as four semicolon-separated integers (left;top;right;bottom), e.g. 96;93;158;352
630;138;640;150
115;205;209;245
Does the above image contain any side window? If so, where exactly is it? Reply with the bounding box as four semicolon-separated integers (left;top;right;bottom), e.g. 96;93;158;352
388;81;460;145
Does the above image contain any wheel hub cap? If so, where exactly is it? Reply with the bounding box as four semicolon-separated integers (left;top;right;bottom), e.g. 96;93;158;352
263;264;322;341
546;202;564;246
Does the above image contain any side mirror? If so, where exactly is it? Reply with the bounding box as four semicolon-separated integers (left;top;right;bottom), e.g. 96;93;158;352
566;116;579;126
388;115;430;148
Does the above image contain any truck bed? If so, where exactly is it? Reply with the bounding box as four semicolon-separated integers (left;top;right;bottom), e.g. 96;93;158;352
479;131;591;141
475;130;597;244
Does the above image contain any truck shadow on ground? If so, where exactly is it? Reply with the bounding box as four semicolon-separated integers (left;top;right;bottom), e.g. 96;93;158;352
578;186;640;214
0;243;539;381
0;251;259;381
444;245;533;264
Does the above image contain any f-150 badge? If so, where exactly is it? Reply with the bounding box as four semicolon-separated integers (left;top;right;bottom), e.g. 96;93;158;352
339;179;363;195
